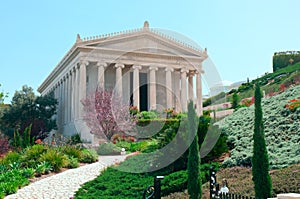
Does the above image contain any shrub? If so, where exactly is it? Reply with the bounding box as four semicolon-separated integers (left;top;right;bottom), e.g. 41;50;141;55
67;134;82;145
79;149;98;163
21;144;47;167
115;141;131;151
12;125;34;149
59;146;82;159
35;161;52;176
129;141;150;152
21;168;35;178
0;151;21;166
39;149;67;171
161;170;188;196
66;156;79;168
0;169;29;196
97;143;121;155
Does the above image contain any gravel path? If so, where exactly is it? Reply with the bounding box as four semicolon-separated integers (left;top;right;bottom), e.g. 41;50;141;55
5;155;128;199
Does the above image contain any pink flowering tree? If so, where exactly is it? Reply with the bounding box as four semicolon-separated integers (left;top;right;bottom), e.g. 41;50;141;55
81;88;136;141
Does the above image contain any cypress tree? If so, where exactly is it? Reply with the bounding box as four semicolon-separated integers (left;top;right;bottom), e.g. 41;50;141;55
231;91;239;109
187;101;202;199
252;84;272;199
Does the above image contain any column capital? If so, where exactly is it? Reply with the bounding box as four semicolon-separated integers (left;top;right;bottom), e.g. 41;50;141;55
188;70;196;77
181;67;189;73
132;65;142;70
165;67;174;72
79;60;89;66
97;62;107;68
149;66;158;71
115;63;125;69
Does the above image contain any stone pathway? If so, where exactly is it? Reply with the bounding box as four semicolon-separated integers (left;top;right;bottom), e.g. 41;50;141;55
5;155;128;199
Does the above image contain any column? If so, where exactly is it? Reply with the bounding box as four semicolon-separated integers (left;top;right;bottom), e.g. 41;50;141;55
188;72;194;102
196;69;204;116
62;77;66;124
174;71;181;112
165;67;174;109
79;61;88;118
75;66;79;119
71;67;76;121
56;83;60;128
65;74;69;124
133;65;141;110
59;80;63;127
97;62;107;89
68;71;72;122
115;63;124;97
181;68;188;112
149;66;158;110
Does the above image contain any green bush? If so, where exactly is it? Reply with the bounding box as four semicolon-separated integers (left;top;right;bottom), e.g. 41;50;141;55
59;146;82;159
115;141;131;151
0;151;21;166
21;144;47;167
140;139;159;153
39;149;67;171
97;143;121;155
66;156;79;168
35;161;52;176
67;134;82;145
161;170;187;196
129;141;150;152
79;149;98;163
0;169;29;196
21;168;35;178
136;118;180;140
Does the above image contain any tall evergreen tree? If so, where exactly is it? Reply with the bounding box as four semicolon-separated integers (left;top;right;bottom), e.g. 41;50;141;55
252;84;272;199
187;101;202;199
231;91;239;109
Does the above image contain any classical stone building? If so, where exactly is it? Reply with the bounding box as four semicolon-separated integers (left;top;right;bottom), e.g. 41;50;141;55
38;21;208;142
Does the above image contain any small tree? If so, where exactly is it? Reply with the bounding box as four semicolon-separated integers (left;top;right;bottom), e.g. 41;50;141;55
231;91;239;109
82;88;135;141
0;85;57;140
187;101;202;199
252;84;272;198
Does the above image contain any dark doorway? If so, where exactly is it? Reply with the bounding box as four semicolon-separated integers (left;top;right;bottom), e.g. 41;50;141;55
139;73;148;111
129;72;148;111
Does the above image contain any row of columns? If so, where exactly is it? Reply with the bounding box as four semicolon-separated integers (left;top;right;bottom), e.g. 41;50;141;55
50;60;89;131
49;61;203;130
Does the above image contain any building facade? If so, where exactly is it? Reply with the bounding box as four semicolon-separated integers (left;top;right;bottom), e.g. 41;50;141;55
38;22;208;142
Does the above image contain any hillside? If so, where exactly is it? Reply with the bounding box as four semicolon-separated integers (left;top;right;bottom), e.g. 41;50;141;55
215;85;300;169
204;62;300;106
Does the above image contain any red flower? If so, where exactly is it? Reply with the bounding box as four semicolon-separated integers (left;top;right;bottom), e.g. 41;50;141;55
35;139;42;144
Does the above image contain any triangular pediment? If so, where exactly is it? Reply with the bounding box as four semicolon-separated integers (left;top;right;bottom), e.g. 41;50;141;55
82;31;202;57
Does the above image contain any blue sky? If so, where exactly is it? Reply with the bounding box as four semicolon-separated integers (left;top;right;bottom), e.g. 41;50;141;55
1;0;300;103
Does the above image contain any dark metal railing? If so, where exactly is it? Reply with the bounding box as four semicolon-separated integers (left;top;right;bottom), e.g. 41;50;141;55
143;176;164;199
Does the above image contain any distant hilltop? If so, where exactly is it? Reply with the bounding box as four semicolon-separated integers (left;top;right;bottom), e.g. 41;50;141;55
273;50;300;72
